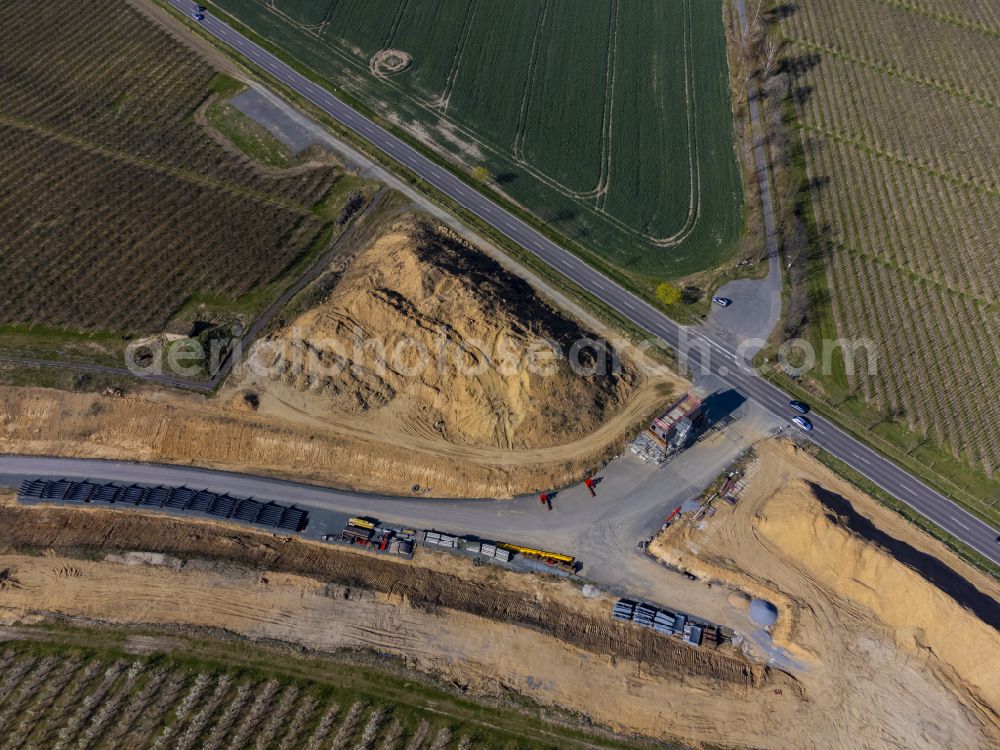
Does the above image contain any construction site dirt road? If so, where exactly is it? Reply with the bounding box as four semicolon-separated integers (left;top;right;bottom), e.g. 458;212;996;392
0;374;781;641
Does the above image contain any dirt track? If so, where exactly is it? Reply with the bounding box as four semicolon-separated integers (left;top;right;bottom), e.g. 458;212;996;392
0;367;676;497
0;220;680;498
0;502;762;689
7;445;998;747
0;496;814;747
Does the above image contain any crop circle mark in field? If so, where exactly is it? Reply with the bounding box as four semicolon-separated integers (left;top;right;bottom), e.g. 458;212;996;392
370;49;412;79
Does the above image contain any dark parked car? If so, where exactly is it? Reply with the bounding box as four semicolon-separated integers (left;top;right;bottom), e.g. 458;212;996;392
712;296;732;307
789;400;810;414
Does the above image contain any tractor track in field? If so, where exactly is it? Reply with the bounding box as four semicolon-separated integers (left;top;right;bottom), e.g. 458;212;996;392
380;0;410;51
254;0;703;247
434;0;478;114
510;0;549;163
592;0;621;208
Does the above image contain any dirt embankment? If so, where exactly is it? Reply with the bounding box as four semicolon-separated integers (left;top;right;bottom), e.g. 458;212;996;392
0;503;804;747
0;503;761;689
650;439;1000;749
758;478;1000;721
0;374;673;497
237;220;644;451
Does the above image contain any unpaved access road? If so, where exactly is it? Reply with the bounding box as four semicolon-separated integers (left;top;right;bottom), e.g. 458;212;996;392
0;388;781;641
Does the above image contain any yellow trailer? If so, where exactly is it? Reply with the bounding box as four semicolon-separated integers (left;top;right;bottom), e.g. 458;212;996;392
498;543;576;567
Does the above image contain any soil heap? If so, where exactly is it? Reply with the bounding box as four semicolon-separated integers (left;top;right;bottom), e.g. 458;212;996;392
648;440;1000;749
244;221;639;450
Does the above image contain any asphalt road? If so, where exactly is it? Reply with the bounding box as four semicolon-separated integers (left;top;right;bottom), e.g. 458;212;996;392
160;1;1000;566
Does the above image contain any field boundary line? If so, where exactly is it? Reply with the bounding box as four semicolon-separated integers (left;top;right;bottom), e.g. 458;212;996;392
511;0;549;162
786;37;1000;114
0;115;315;214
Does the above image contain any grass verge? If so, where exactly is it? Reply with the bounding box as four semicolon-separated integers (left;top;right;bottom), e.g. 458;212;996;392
203;91;294;168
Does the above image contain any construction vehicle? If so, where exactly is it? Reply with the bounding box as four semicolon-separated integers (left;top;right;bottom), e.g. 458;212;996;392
340;526;372;544
662;505;682;529
630;392;703;463
335;517;416;558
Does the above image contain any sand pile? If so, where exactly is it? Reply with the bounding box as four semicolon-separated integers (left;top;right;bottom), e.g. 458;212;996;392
757;478;1000;719
0;219;680;496
646;439;1000;748
243;221;639;450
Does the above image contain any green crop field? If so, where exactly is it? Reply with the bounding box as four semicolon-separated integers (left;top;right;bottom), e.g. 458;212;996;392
0;628;663;750
778;0;1000;484
0;0;346;340
208;0;744;284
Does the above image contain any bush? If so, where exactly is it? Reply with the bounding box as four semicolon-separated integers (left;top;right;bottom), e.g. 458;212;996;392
655;282;682;306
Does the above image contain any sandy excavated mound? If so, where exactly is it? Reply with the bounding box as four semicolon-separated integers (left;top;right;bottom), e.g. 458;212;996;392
245;221;639;450
757;477;1000;723
649;440;1000;749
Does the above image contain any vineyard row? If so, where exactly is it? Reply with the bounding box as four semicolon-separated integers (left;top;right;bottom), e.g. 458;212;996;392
0;649;488;750
806;136;999;303
798;52;1000;192
785;0;1000;108
829;247;1000;475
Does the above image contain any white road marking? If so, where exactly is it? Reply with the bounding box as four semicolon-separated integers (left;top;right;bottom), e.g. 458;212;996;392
951;516;970;531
